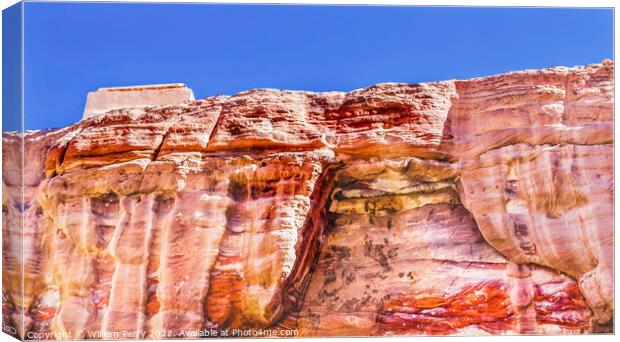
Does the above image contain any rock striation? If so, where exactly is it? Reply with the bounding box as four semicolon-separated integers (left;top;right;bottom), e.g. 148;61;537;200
2;61;614;339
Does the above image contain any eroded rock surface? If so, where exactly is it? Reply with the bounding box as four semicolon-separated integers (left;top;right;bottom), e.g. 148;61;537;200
2;61;613;339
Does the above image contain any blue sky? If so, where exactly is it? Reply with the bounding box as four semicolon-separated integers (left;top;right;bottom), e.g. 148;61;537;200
5;3;615;130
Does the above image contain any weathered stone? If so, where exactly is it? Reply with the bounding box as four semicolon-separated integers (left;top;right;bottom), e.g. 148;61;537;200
2;61;613;339
82;84;195;120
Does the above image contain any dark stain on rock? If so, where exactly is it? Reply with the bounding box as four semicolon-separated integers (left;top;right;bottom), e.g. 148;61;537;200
90;192;120;217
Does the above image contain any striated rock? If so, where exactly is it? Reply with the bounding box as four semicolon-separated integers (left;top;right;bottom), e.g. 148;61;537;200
458;143;613;323
2;61;613;339
298;157;595;335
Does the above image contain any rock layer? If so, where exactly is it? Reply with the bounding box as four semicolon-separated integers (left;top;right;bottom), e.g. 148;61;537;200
2;61;614;339
298;157;597;335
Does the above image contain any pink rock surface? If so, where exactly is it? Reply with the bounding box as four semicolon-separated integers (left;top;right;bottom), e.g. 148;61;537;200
2;61;613;339
82;84;195;120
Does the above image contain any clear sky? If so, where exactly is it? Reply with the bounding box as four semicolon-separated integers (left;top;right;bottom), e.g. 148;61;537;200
7;3;616;130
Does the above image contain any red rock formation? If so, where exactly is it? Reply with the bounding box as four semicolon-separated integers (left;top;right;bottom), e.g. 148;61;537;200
2;61;613;339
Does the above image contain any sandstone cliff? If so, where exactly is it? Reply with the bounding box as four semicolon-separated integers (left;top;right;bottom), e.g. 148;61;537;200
2;61;613;339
